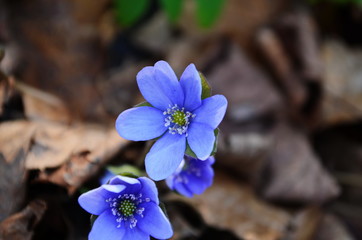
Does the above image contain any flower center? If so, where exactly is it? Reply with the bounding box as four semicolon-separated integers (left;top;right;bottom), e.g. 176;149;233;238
164;104;196;135
106;193;150;229
172;110;187;126
119;200;136;217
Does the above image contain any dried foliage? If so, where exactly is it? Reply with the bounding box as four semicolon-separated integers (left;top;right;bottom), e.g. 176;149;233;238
0;0;361;239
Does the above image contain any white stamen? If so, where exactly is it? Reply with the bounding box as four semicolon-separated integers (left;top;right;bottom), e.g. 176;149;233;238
106;192;149;229
163;104;195;135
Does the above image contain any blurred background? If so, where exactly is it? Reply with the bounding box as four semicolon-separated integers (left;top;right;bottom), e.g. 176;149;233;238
0;0;362;239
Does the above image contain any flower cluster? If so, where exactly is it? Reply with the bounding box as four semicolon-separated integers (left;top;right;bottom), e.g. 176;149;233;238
116;61;227;180
78;176;173;240
166;156;215;197
79;61;226;240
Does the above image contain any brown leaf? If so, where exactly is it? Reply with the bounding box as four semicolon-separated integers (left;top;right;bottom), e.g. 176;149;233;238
321;40;362;125
167;170;291;240
4;0;106;121
283;208;354;240
206;44;283;180
14;80;71;124
0;200;47;240
282;207;323;240
1;119;128;194
0;47;4;62
256;10;324;126
25;122;83;170
0;75;25;121
207;45;283;125
314;213;354;240
0;121;34;164
0;121;33;221
34;124;129;193
256;28;307;108
261;123;340;204
274;11;323;83
96;62;145;117
24;122;127;171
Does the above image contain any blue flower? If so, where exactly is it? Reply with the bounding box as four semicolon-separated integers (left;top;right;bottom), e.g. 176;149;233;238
78;175;173;240
116;61;227;181
166;156;214;197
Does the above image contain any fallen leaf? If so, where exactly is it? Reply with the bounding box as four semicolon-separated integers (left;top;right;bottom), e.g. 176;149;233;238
167;170;291;240
206;44;282;180
283;207;323;240
0;74;25;122
5;0;107;121
14;80;71;124
261;122;340;204
321;40;362;125
35;125;129;193
0;121;33;221
0;121;34;164
0;199;46;240
314;213;354;240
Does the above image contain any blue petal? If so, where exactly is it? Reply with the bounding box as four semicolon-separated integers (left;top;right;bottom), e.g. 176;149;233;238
154;61;184;106
165;176;175;190
139;177;159;205
109;175;140;185
137;66;173;110
102;184;126;193
173;179;193;197
196;163;214;186
180;64;202;111
154;67;184;107
193;95;228;129
206;156;216;165
145;133;186;181
184;175;207;195
116;106;166;141
122;227;149;240
154;60;178;83
89;211;126;240
186;168;213;195
137;202;173;239
187;123;215;160
137;62;184;110
109;175;142;194
78;187;115;215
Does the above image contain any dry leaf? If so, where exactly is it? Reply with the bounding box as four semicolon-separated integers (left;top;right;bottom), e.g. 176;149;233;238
206;44;283;180
261;123;340;204
0;200;46;240
168;170;291;240
5;0;106;120
321;40;362;125
34;124;129;193
282;207;323;240
0;121;33;220
314;213;354;240
15;80;70;124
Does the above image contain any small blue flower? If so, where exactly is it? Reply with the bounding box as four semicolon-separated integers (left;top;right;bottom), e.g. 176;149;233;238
78;175;173;240
116;61;227;181
166;156;215;197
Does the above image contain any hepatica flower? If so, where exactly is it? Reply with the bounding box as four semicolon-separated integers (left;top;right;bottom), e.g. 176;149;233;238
166;156;214;197
116;61;227;180
78;176;173;240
